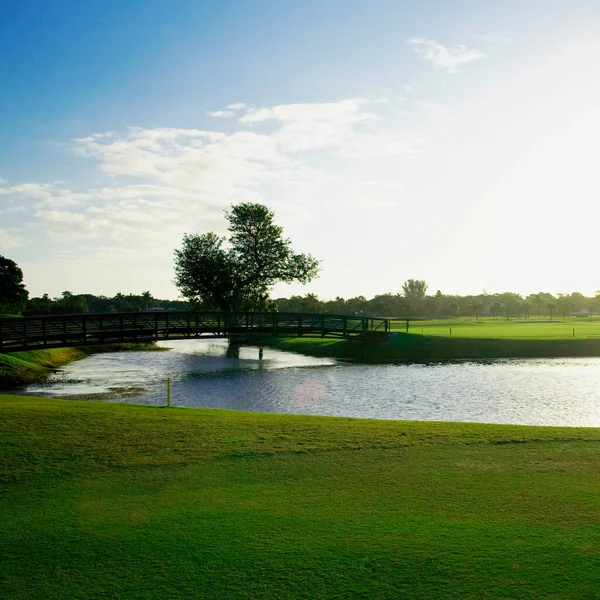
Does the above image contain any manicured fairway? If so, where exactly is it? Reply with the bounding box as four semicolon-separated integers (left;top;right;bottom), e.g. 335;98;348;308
390;317;600;339
3;396;600;598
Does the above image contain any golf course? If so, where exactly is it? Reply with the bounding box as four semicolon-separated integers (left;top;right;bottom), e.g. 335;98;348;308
3;394;600;599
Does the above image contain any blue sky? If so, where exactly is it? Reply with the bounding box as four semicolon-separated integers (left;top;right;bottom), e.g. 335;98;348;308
2;1;600;299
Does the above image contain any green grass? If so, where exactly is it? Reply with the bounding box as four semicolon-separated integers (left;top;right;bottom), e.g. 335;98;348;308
391;316;600;339
260;332;600;362
0;347;86;389
3;395;600;598
259;317;600;362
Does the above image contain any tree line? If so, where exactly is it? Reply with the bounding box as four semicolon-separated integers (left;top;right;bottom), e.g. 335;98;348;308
22;291;189;316
3;201;600;319
274;284;600;319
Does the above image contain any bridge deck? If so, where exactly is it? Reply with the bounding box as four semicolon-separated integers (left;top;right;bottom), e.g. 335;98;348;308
0;312;391;353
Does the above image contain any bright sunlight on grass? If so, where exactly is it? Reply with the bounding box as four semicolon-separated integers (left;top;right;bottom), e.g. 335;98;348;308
3;395;600;599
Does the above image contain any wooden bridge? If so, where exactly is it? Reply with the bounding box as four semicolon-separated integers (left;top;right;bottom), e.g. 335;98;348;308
0;312;392;353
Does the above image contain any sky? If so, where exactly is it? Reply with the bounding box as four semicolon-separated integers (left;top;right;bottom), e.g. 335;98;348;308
2;0;600;301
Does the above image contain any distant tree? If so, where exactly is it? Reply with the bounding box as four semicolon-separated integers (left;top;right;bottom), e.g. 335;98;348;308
547;302;556;320
174;203;320;311
345;296;368;316
0;255;29;314
448;301;460;318
57;291;88;314
402;279;428;316
25;293;53;315
491;301;503;319
465;297;484;319
527;293;543;318
556;295;573;317
521;301;531;319
141;291;154;309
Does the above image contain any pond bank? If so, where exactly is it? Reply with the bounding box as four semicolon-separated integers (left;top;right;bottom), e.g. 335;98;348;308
257;333;600;362
0;343;161;389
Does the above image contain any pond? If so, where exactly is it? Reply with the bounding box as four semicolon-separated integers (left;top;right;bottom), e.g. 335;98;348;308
20;339;600;427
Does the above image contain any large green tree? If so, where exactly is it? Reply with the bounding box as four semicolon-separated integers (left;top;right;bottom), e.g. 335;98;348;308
174;203;320;311
0;255;29;314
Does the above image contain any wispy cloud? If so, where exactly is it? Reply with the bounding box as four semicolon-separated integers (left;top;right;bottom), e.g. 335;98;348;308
8;97;420;256
226;102;247;110
0;228;28;249
407;38;485;73
206;110;235;117
477;33;511;45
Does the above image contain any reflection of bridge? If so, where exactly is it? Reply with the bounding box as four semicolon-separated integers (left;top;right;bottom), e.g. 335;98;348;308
0;312;392;353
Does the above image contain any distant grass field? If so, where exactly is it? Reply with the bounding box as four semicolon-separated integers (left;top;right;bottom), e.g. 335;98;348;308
3;395;600;599
390;317;600;339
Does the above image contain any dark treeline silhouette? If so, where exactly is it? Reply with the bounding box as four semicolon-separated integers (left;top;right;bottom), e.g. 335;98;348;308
24;291;188;315
274;284;600;319
19;282;600;319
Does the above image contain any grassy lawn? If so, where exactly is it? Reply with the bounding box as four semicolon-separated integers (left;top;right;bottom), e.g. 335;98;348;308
390;317;600;339
3;395;600;598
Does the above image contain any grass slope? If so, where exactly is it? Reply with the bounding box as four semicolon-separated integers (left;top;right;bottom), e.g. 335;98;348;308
260;333;600;363
0;347;86;389
3;395;600;599
0;343;162;389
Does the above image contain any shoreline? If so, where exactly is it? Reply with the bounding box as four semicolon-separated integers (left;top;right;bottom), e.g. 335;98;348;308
256;333;600;363
0;342;163;390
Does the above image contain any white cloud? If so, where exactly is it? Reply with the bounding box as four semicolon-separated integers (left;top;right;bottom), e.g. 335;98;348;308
477;33;511;45
207;110;235;117
0;182;92;207
0;178;6;185
240;97;377;152
10;97;421;268
226;102;247;110
407;38;485;73
0;228;28;249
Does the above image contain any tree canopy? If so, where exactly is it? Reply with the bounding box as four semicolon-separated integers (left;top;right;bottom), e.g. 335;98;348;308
0;255;29;314
174;203;320;311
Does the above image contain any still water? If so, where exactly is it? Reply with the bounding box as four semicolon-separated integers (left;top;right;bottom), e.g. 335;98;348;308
21;339;600;426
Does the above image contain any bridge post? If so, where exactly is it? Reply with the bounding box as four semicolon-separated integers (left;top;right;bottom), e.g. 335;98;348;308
321;315;325;337
82;315;87;344
343;316;348;338
298;314;302;337
217;313;221;337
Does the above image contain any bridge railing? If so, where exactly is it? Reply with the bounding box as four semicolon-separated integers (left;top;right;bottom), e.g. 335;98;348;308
0;312;391;352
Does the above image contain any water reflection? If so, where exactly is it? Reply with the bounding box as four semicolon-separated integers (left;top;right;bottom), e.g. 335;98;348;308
18;339;600;427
